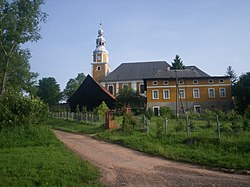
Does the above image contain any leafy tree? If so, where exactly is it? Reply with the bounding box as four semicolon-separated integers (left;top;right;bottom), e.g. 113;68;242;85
226;66;237;85
0;0;47;95
0;91;49;129
233;72;250;115
63;73;86;100
37;77;61;105
116;85;141;108
160;106;174;119
171;55;185;70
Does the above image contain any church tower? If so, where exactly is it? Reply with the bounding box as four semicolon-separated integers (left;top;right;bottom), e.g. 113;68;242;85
92;23;110;82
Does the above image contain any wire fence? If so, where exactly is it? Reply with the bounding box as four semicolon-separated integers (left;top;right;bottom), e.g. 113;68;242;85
51;112;104;123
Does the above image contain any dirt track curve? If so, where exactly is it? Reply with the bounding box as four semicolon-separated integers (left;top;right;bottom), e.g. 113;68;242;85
54;130;250;187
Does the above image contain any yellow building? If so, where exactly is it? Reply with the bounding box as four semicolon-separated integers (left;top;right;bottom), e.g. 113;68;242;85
144;69;232;115
91;25;232;114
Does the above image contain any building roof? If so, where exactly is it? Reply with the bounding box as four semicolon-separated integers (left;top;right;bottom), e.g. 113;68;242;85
151;66;211;79
101;61;171;82
68;74;116;111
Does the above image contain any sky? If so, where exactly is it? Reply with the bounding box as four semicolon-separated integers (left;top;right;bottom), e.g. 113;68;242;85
26;0;250;90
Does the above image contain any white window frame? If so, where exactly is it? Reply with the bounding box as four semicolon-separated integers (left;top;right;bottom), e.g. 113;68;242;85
193;88;200;98
153;106;160;116
219;88;226;97
193;80;198;84
152;81;158;85
96;66;101;71
139;83;145;94
208;79;214;84
152;90;159;99
219;79;224;83
122;83;128;89
179;80;184;84
108;85;114;95
163;89;170;99
208;88;215;98
179;89;185;99
194;105;201;113
163;80;169;85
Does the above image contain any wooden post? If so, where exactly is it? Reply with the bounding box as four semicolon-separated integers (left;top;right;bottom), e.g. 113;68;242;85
186;113;190;137
165;118;168;134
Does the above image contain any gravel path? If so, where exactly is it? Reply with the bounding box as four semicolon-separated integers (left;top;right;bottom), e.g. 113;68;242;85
54;130;250;187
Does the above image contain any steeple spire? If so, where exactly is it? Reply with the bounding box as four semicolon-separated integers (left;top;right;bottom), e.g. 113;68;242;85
91;23;110;82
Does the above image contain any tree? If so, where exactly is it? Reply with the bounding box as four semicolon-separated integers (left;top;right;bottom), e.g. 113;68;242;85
0;0;47;95
171;55;185;69
226;66;237;85
37;77;61;105
116;86;141;108
0;48;39;95
232;72;250;115
63;73;86;100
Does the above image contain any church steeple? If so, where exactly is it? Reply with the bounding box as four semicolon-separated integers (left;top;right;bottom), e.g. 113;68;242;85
92;23;110;81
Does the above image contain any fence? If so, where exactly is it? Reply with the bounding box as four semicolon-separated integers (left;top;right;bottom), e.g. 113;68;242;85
51;112;103;123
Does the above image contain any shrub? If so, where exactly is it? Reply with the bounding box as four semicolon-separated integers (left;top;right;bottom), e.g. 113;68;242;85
160;106;174;119
155;118;165;138
231;121;242;133
0;92;49;129
174;120;185;132
242;119;250;131
121;113;138;134
145;108;153;120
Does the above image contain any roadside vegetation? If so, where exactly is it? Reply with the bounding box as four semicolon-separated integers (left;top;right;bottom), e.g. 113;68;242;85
50;107;250;171
0;92;103;186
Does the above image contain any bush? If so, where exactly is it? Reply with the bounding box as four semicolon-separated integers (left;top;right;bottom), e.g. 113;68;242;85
231;121;242;133
121;113;138;134
242;119;250;131
155;118;165;138
0;92;49;129
145;108;153;120
174;120;185;132
160;106;174;119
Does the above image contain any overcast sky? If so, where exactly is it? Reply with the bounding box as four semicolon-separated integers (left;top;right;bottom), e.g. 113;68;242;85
26;0;250;90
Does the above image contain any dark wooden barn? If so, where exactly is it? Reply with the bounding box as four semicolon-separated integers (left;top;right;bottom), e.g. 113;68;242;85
67;74;116;112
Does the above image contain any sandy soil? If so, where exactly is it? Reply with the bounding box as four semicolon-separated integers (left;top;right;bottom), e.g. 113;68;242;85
54;130;250;187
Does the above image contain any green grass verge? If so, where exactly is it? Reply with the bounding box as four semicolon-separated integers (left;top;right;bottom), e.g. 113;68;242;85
0;125;103;187
49;118;250;170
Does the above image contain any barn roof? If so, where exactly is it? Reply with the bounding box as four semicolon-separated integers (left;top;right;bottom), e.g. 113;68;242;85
68;74;116;111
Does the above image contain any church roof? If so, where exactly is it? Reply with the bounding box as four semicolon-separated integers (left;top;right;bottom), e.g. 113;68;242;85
101;61;171;82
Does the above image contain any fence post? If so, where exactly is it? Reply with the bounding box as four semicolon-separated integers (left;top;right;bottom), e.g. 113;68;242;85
165;117;168;134
186;113;190;137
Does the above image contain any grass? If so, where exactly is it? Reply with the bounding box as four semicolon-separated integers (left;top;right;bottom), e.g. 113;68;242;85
49;117;250;170
0;124;103;187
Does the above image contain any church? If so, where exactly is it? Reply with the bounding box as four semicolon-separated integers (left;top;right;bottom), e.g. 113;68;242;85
71;24;233;115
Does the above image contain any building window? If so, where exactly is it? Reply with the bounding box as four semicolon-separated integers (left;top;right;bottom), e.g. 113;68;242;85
108;85;114;95
163;80;169;85
179;89;185;98
194;105;201;113
96;66;101;71
208;88;215;98
179;80;184;84
152;81;158;85
208;79;214;84
219;79;224;83
163;89;170;99
153;106;160;116
139;84;145;94
122;83;128;89
152;90;159;99
193;80;198;84
219;88;226;97
193;88;200;98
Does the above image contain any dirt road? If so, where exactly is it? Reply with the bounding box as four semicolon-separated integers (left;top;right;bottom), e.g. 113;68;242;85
54;130;250;187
